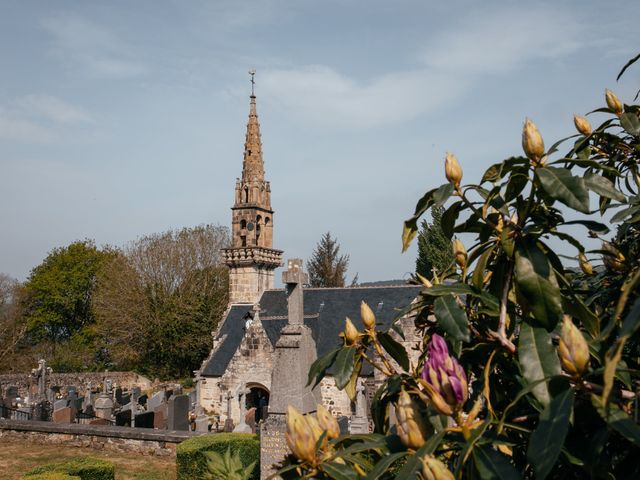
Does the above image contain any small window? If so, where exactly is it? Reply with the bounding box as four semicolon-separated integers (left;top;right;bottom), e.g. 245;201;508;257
244;187;249;203
240;219;247;229
241;236;246;247
265;217;270;225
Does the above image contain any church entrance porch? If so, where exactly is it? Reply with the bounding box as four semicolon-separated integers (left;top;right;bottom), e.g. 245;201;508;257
245;384;269;423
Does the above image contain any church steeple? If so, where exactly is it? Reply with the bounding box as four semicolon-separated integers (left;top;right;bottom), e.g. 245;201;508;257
223;73;283;304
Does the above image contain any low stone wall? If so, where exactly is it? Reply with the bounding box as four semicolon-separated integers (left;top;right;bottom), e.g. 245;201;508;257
0;372;152;398
0;419;202;457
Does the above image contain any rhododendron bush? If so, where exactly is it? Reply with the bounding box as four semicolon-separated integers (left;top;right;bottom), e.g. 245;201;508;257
273;56;640;479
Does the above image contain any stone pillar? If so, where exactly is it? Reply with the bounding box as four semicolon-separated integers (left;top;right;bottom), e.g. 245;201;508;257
260;259;322;478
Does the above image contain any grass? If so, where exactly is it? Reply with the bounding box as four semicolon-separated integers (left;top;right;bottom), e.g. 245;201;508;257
0;438;177;480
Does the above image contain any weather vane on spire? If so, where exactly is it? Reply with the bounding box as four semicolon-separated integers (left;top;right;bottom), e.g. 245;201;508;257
249;69;256;96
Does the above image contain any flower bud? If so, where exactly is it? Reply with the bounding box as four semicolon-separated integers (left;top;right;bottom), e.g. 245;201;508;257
396;389;428;450
420;455;455;480
558;316;589;377
452;239;467;269
605;89;624;115
578;252;593;275
316;404;340;440
305;414;326;449
361;301;376;330
444;152;463;186
285;405;317;463
522;118;545;164
344;317;359;345
602;241;625;272
573;114;592;136
421;334;468;415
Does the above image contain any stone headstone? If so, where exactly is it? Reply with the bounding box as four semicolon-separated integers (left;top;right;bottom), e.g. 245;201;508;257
135;411;154;428
138;394;148;407
337;416;349;435
188;390;196;408
6;386;18;402
167;394;189;431
233;388;252;433
120;393;131;406
195;414;209;432
53;399;67;411
115;409;131;427
132;386;141;398
84;404;95;417
73;396;84;412
52;406;74;423
153;404;167;429
94;394;114;420
115;387;123;404
33;400;51;421
350;379;369;434
147;391;164;412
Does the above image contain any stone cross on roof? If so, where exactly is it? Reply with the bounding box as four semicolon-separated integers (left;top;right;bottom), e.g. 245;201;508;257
282;258;308;326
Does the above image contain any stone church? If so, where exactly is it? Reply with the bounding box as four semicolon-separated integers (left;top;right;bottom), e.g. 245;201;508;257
196;90;421;428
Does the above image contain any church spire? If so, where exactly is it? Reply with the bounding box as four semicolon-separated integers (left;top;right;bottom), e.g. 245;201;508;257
223;72;283;304
242;70;264;182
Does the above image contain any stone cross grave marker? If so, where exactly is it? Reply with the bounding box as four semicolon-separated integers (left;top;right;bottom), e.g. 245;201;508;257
260;259;322;479
233;386;252;433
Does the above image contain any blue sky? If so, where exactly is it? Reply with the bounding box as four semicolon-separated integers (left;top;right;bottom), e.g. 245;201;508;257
1;0;639;284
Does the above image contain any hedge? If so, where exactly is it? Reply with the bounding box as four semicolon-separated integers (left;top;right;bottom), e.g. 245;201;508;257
22;457;115;480
176;433;260;480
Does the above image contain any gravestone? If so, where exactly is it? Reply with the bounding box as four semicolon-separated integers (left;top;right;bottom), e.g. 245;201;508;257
260;259;322;479
6;386;18;403
31;359;52;403
115;387;123;405
195;414;209;432
223;391;235;432
350;379;369;434
233;387;252;433
120;393;131;405
94;394;113;420
153;403;168;429
134;411;154;429
147;391;164;412
115;409;131;427
52;406;74;423
138;394;148;407
53;399;67;411
33;400;51;421
337;416;349;435
188;390;196;409
167;394;189;431
84;404;95;417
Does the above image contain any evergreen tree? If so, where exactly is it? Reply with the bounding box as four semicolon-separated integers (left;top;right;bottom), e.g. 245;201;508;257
415;206;453;279
307;232;349;287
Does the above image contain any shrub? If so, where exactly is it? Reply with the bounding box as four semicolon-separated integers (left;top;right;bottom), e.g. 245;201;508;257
177;433;260;480
22;457;114;480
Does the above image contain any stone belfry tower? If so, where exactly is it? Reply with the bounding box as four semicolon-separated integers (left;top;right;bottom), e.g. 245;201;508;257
223;73;283;304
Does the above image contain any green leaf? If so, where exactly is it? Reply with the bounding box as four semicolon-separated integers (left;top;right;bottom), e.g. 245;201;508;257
515;239;564;330
472;246;494;289
440;201;462;239
377;331;410;371
321;461;360;479
308;345;341;388
393;432;446;479
433;295;470;342
518;323;562;407
561;295;599;339
584;173;626;202
535;167;590;214
473;446;520;480
592;396;640;446
611;205;640;223
364;452;407;480
562;219;609;234
333;346;357;390
527;388;575;480
620;112;640;137
620;298;640;338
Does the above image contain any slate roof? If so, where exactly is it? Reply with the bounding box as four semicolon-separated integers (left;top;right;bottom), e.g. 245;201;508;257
201;285;421;376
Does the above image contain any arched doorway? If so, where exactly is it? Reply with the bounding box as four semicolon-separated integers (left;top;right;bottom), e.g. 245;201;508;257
245;383;269;423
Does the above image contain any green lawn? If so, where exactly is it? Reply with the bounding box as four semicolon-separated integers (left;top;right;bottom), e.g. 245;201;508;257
0;438;177;480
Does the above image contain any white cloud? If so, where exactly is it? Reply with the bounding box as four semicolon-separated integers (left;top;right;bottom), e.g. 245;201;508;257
42;13;147;79
0;95;94;143
259;66;469;129
15;95;93;124
420;5;583;74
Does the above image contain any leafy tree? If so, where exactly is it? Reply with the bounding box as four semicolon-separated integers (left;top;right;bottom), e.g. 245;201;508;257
415;206;454;279
94;224;230;378
276;57;640;479
23;240;114;344
307;232;350;287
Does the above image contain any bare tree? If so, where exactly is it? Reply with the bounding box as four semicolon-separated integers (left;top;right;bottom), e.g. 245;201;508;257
94;224;230;378
0;274;28;368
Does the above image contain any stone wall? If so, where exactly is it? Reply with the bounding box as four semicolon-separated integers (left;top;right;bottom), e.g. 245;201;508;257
0;419;199;457
0;372;152;398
